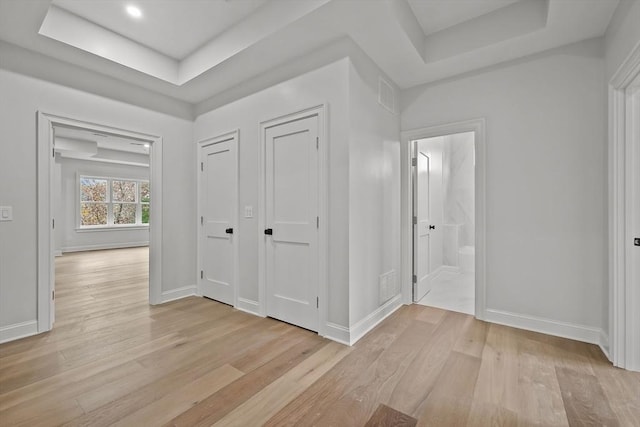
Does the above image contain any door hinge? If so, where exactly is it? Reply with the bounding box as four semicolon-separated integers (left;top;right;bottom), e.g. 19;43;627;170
52;218;55;229
316;296;319;308
316;136;319;149
316;216;319;229
412;274;417;283
200;216;203;225
52;290;55;300
413;216;417;225
201;162;204;172
52;147;55;157
200;270;203;279
412;157;417;167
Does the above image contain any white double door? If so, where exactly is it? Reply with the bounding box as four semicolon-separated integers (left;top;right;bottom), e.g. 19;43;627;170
264;114;319;332
198;133;237;306
413;137;443;302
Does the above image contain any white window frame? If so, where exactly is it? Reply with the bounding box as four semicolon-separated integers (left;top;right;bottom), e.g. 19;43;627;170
78;174;150;230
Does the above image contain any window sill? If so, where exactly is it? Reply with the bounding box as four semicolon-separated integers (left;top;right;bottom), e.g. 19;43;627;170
76;225;149;232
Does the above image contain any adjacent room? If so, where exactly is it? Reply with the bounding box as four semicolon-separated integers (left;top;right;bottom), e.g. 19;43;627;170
52;125;152;328
413;131;476;315
1;0;639;425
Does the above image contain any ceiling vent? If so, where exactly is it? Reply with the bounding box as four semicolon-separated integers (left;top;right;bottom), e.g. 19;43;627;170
378;76;396;114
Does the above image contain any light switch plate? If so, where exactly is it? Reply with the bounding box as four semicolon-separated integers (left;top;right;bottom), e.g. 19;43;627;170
0;206;13;221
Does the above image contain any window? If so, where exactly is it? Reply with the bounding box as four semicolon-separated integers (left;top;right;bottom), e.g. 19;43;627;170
79;176;150;228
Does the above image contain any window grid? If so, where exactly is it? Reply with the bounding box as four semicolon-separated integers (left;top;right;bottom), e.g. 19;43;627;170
79;176;149;228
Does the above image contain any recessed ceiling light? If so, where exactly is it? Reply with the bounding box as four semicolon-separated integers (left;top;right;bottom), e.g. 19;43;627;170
126;5;142;19
144;143;150;148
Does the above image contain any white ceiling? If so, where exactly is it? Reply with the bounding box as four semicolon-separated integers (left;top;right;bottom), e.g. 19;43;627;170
51;0;268;60
55;126;151;155
407;0;521;36
0;0;620;117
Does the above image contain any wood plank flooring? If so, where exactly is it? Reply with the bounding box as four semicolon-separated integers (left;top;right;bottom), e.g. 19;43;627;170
1;247;639;426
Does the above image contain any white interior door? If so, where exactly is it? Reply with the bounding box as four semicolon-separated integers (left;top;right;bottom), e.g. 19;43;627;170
413;137;443;302
265;115;319;332
198;133;237;306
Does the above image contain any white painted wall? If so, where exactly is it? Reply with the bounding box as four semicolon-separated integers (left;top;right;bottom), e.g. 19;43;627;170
53;160;63;256
0;69;194;331
195;52;402;340
194;59;351;327
401;38;607;335
443;132;475;249
56;157;150;253
348;53;401;328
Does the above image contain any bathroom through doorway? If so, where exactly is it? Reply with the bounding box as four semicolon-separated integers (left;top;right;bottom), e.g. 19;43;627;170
412;131;476;315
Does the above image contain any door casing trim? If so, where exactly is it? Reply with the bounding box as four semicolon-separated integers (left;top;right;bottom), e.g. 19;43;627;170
36;112;163;333
609;39;640;370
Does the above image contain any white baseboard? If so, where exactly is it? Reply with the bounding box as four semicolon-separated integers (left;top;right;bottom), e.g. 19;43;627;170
0;320;38;344
323;322;351;345
349;294;403;345
54;249;63;257
160;285;197;303
599;329;610;360
236;298;262;316
484;309;605;346
62;241;149;253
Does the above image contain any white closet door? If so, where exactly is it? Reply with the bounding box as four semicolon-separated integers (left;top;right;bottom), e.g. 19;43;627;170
199;134;237;306
265;115;319;331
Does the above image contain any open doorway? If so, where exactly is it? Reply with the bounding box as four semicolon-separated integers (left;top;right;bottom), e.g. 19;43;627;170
412;132;475;315
36;112;163;333
401;118;486;319
52;124;152;325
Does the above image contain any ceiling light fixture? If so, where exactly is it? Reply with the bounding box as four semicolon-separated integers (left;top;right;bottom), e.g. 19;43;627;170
144;143;150;148
126;5;142;19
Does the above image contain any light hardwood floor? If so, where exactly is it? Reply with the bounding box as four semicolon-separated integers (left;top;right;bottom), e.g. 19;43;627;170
1;247;638;426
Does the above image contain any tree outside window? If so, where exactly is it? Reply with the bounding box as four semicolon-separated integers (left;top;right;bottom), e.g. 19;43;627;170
80;177;108;226
112;180;137;225
140;182;150;224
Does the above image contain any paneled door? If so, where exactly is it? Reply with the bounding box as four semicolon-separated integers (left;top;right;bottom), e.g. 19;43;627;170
413;137;443;302
264;114;319;331
198;132;237;306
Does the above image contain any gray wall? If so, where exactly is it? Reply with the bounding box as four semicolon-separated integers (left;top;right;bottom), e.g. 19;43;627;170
56;157;150;253
401;38;607;332
0;69;194;330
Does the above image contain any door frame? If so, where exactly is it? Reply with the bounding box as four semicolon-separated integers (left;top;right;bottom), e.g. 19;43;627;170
36;112;163;333
401;118;486;320
609;40;640;370
196;130;239;307
258;104;328;335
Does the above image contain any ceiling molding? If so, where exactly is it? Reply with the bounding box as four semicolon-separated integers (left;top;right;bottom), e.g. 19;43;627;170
0;0;620;119
0;40;194;120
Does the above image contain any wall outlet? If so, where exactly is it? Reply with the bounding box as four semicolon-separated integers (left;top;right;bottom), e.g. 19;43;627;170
0;206;12;221
244;206;253;218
